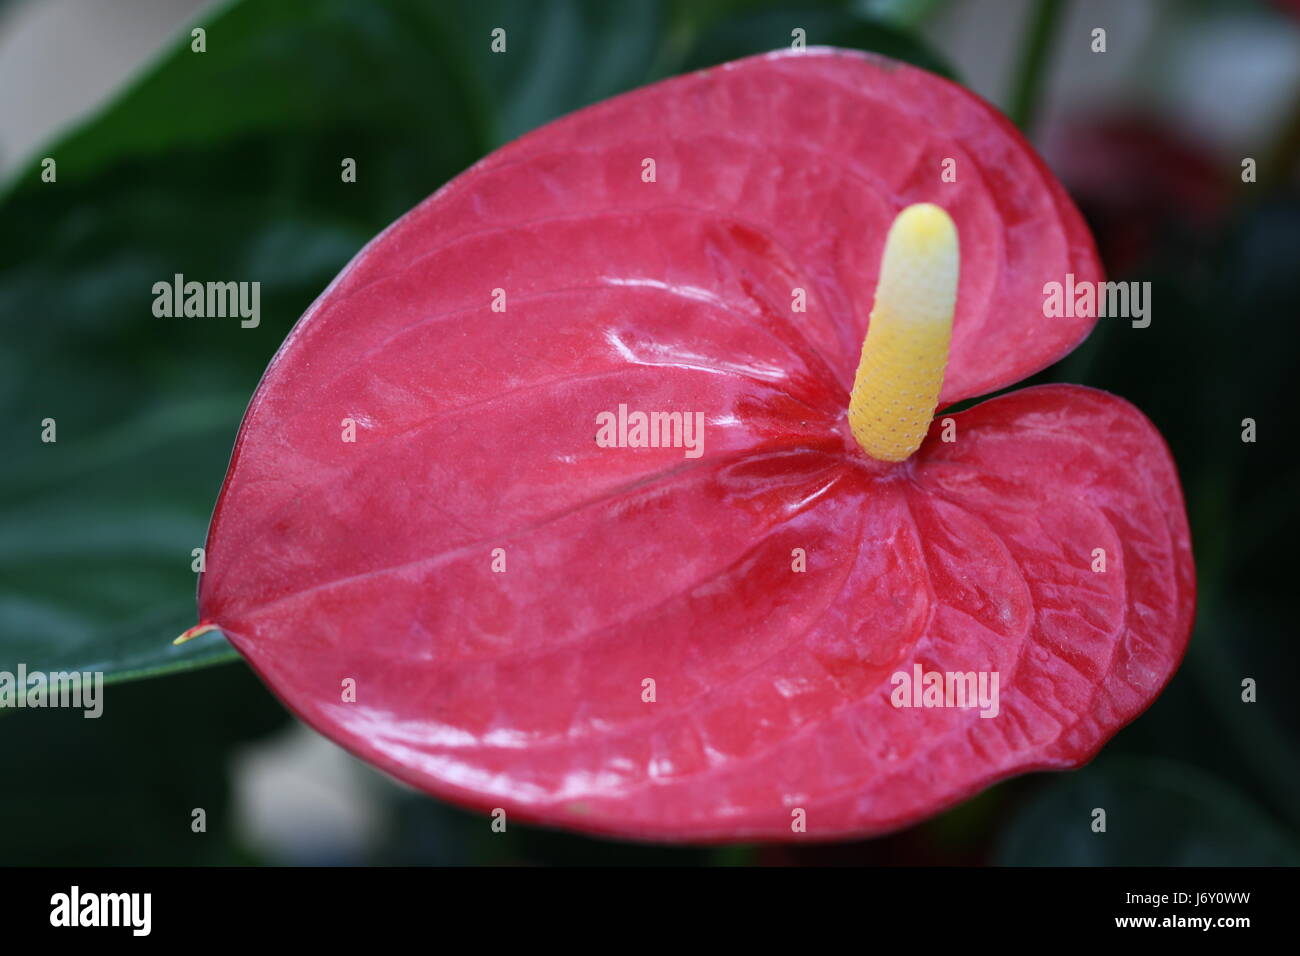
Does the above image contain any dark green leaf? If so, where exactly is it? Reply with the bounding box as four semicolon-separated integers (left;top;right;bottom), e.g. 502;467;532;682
679;5;958;78
0;0;672;688
995;758;1300;866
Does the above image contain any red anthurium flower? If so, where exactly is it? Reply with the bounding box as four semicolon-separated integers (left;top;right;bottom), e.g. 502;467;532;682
185;49;1194;842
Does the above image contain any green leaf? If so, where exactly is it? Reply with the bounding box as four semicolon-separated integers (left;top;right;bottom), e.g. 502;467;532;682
994;758;1300;866
853;0;950;31
0;0;672;690
0;664;289;863
679;4;958;79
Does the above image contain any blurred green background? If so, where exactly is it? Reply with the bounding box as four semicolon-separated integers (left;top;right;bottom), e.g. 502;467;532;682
1;0;1296;865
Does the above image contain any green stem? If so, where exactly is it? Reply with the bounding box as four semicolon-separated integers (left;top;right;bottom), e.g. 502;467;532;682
1008;0;1067;134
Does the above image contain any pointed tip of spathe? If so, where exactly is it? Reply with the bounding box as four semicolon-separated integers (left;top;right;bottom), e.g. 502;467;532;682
173;622;220;646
